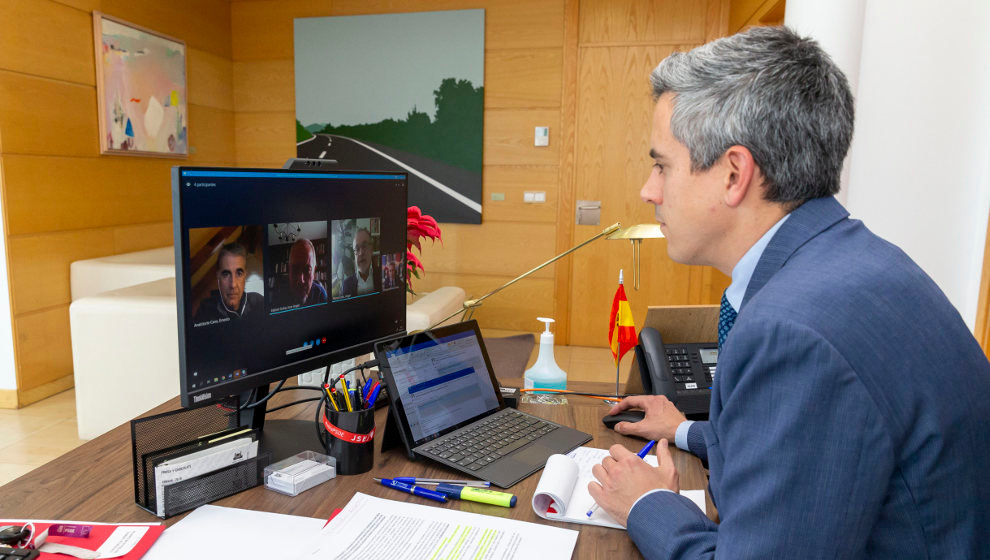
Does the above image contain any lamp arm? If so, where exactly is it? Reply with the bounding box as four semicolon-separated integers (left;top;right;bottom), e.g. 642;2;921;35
428;222;621;329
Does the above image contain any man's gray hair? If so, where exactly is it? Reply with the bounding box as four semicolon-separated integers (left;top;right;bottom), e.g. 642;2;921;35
217;242;247;266
650;26;854;204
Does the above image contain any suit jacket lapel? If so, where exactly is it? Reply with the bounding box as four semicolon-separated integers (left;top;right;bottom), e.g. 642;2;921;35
742;196;849;309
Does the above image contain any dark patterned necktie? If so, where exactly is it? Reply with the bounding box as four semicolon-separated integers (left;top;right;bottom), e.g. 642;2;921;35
718;290;737;351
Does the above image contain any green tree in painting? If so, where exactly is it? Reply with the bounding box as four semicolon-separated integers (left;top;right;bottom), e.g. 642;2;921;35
316;78;483;172
296;119;314;142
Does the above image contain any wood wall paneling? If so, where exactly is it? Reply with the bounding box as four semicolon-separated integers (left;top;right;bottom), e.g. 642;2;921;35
231;0;332;62
484;49;563;109
976;211;990;358
14;305;73;393
112;221;174;254
412;272;555;332
329;0;565;50
187;49;235;112
579;0;707;45
7;229;115;315
0;0;95;85
481;166;558;223
234;112;296;166
484;109;561;166
187;105;236;163
416;222;557;279
3;156;175;236
233;60;295;113
99;0;232;58
51;0;100;12
0;71;98;158
553;0;580;344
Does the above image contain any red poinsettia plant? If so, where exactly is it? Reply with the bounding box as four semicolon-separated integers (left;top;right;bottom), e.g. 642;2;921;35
406;206;442;294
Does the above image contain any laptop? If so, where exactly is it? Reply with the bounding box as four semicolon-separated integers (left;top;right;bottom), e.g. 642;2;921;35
375;320;592;488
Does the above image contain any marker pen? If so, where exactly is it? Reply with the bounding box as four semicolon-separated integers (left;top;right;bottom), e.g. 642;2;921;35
435;484;516;508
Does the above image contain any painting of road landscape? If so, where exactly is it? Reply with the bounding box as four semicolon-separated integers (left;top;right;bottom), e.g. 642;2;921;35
294;10;485;224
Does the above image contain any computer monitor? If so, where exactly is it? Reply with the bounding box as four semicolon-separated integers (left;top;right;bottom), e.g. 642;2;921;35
172;166;408;456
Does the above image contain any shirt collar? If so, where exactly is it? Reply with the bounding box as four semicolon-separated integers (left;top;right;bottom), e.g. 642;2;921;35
724;214;790;311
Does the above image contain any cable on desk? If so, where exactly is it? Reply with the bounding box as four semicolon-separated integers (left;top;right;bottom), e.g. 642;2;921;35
518;388;640;401
265;396;323;413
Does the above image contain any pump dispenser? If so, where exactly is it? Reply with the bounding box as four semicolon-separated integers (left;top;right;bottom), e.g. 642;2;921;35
524;317;567;391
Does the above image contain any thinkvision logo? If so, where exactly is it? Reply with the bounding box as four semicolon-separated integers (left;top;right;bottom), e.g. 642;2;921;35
193;393;212;403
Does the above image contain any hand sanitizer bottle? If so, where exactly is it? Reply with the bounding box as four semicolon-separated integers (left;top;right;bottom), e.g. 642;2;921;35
524;317;567;391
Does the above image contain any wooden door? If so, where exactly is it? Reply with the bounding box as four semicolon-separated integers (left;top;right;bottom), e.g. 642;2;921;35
566;0;730;347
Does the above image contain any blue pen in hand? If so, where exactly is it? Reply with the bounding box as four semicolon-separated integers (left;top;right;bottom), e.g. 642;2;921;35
374;478;448;504
586;440;657;518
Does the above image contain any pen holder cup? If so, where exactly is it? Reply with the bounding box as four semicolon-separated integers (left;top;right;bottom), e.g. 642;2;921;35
320;405;375;475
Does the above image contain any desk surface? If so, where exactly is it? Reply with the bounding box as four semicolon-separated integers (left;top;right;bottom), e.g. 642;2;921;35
0;381;713;559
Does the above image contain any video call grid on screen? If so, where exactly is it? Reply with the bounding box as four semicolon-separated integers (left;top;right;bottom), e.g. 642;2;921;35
174;168;408;402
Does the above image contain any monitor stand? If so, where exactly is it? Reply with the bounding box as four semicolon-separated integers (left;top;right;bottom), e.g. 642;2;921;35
239;384;326;463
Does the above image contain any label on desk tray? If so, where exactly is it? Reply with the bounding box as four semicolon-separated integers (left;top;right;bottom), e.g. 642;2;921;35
321;414;375;444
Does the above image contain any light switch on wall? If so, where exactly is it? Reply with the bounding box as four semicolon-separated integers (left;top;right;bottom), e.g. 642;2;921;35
534;126;549;147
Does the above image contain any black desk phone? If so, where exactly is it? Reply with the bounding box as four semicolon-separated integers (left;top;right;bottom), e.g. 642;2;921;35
634;327;717;419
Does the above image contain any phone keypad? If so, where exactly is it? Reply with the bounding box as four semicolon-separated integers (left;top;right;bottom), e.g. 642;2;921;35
665;347;715;388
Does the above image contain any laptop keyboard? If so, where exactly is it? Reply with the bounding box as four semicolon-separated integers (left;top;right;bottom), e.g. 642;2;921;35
418;409;558;471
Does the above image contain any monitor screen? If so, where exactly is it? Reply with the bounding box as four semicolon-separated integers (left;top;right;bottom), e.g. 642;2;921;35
173;167;408;408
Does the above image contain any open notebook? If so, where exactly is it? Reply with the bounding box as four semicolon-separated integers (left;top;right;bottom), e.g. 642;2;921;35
532;446;707;529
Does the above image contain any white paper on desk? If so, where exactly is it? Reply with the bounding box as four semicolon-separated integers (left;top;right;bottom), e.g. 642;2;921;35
142;505;325;560
300;492;578;560
532;446;705;529
153;437;258;516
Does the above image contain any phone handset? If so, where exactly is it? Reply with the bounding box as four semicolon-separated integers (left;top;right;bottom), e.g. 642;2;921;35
635;327;677;401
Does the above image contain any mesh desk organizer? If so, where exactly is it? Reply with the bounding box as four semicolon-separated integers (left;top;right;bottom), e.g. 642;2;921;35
130;397;271;518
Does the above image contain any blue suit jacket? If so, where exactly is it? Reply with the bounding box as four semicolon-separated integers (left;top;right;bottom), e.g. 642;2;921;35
627;196;990;558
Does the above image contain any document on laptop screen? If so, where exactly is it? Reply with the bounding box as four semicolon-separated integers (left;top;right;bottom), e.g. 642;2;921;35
385;331;500;442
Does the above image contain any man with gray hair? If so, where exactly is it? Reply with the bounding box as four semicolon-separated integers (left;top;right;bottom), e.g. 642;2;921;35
591;26;990;558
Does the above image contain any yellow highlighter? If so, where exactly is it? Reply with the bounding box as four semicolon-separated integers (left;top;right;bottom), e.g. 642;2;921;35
435;484;516;507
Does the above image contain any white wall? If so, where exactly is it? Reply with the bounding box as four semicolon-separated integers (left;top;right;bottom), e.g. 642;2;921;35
785;0;867;207
844;0;990;329
0;161;18;390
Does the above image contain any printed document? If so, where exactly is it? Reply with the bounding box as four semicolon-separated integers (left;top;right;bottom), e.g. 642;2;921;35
532;446;707;529
300;492;578;560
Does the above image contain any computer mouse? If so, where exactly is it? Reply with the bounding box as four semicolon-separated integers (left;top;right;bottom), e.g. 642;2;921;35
602;410;646;431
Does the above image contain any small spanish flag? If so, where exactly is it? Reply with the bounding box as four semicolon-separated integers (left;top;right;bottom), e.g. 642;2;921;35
608;270;637;366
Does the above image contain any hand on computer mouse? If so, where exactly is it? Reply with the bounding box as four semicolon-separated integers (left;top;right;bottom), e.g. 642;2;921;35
606;395;687;441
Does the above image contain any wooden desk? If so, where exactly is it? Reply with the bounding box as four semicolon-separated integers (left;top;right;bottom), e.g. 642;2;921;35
0;381;713;559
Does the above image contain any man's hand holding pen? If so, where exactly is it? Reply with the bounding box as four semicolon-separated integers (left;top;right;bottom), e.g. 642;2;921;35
586;439;679;527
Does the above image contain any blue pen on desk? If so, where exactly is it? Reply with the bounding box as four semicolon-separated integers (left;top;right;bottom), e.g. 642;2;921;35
373;477;447;503
362;377;374;400
393;477;490;488
586;440;657;518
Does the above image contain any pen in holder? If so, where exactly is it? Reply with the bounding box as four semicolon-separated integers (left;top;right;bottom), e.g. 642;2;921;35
320;400;375;475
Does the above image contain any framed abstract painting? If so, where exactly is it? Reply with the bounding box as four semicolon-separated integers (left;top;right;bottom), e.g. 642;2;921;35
93;12;187;157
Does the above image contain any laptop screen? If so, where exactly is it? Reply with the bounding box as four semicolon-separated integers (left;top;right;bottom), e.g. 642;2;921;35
382;328;501;443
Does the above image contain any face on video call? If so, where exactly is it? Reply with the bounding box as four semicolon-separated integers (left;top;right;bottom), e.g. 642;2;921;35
288;239;317;303
354;228;373;279
218;252;247;310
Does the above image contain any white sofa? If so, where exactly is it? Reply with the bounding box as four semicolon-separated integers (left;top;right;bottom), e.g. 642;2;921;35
69;249;467;439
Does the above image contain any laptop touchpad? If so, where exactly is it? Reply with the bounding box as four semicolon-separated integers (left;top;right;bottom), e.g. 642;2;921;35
509;443;555;466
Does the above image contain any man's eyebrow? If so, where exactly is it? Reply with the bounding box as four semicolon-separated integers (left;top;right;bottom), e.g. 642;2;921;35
649;149;666;161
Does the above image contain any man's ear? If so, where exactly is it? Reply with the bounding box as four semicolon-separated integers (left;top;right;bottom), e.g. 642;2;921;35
723;145;757;208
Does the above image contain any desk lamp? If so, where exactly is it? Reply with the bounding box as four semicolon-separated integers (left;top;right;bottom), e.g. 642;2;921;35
429;222;621;329
606;224;664;290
